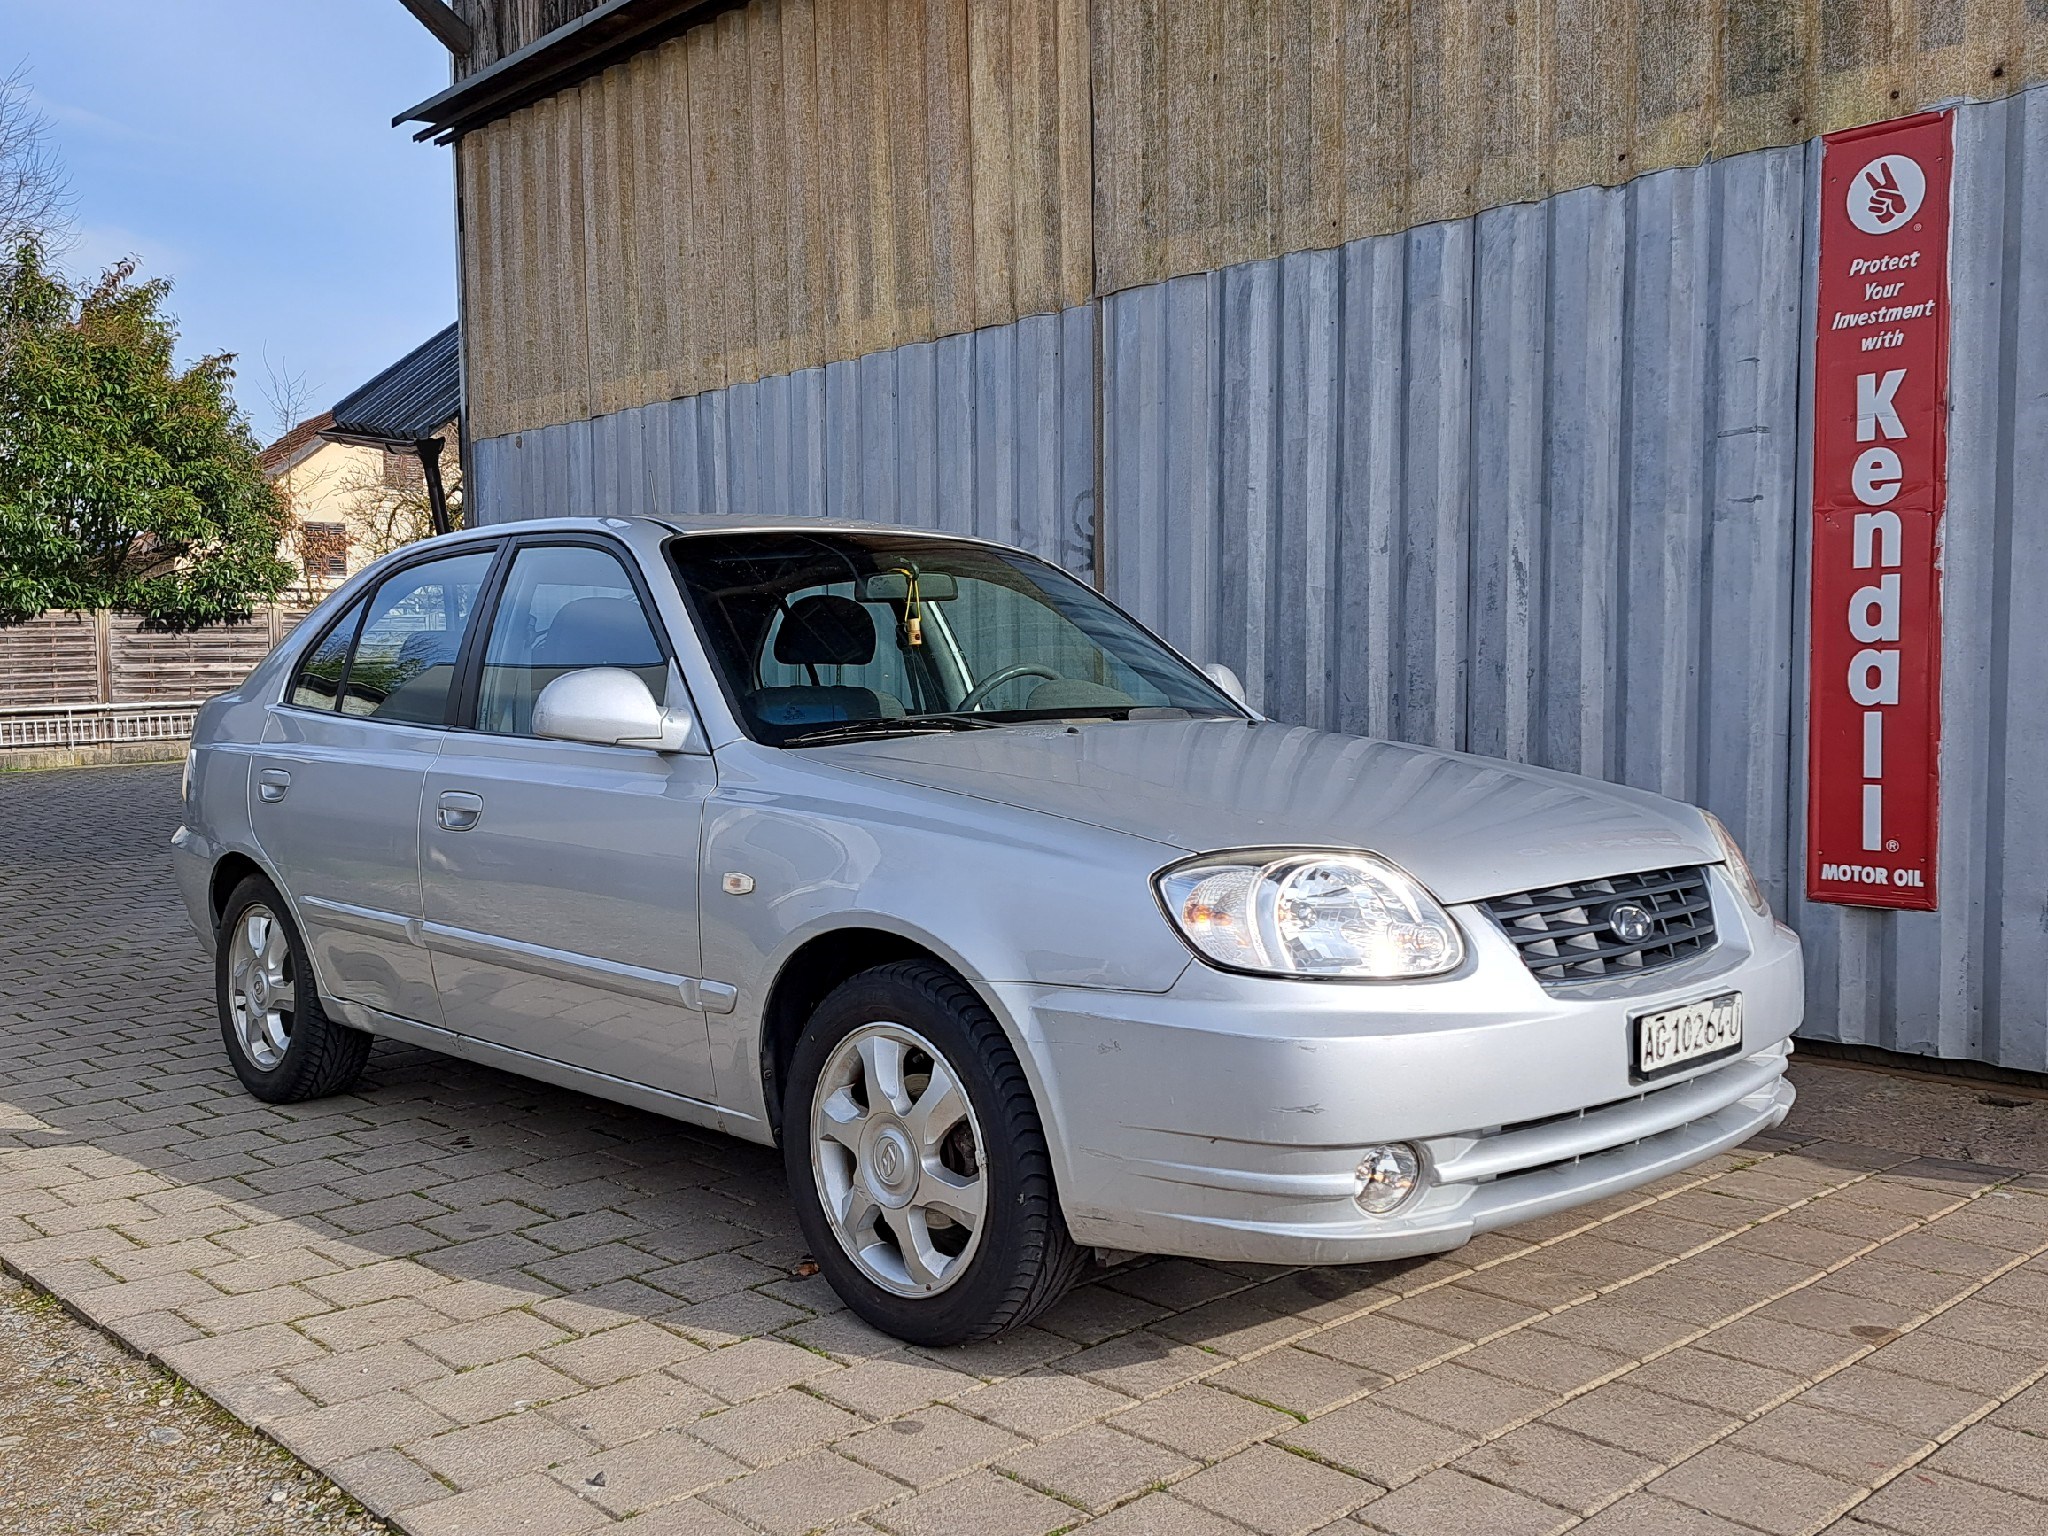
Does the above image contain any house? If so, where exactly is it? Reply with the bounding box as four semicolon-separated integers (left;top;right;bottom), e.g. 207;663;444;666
389;0;2048;1073
260;324;462;593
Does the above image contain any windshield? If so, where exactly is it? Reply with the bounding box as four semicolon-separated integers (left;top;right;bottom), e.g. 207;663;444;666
667;530;1244;745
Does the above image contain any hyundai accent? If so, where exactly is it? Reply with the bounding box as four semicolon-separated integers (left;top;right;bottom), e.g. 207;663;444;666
172;517;1801;1344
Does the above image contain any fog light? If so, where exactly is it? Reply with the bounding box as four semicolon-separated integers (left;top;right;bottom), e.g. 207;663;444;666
1353;1144;1424;1215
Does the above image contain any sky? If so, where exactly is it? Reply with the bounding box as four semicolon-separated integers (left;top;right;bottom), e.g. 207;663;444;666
9;0;457;443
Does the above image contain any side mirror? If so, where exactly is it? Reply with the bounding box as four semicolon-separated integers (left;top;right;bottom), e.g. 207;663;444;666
1200;661;1249;708
532;668;693;752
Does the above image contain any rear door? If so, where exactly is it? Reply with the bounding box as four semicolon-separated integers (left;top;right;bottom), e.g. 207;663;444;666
418;536;720;1104
251;546;497;1025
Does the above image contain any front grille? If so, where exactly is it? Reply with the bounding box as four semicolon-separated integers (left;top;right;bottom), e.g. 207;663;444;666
1482;864;1716;985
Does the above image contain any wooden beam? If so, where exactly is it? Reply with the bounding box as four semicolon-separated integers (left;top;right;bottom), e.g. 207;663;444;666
396;0;474;55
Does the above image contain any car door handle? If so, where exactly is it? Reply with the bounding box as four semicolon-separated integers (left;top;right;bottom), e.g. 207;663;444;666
436;791;484;832
257;769;291;803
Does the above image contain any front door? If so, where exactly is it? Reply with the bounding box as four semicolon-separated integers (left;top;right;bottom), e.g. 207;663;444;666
419;538;720;1105
251;547;497;1024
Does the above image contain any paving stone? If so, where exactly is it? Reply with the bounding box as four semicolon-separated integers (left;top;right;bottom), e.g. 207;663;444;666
671;1336;844;1402
1540;1382;1738;1463
1111;1382;1293;1460
808;1352;981;1417
867;1468;1076;1536
283;1339;451;1405
1452;1421;1657;1513
610;1499;757;1534
1080;1492;1260;1535
157;1320;327;1381
1846;1469;2048;1536
838;1402;1028;1486
1172;1442;1376;1535
690;1385;868;1466
550;1434;747;1517
1924;1422;2048;1500
400;1470;613;1536
412;1355;588;1424
1645;1443;1860;1536
406;1411;601;1491
328;1445;452;1517
997;1420;1195;1512
1280;1400;1475;1487
417;1308;572;1368
1302;1313;1463;1376
543;1373;724;1447
700;1448;906;1535
1209;1346;1381;1416
1726;1401;1931;1480
1627;1346;1807;1417
534;1318;702;1386
297;1296;452;1352
272;1388;457;1464
1351;1467;1565;1536
1798;1363;1993;1438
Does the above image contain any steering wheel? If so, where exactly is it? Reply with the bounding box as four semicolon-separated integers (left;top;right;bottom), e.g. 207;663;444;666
956;663;1060;712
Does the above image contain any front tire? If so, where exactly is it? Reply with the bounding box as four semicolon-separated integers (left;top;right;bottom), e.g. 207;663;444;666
215;875;372;1103
783;960;1085;1346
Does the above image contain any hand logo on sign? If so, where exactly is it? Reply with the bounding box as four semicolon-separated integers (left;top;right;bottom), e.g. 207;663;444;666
1848;154;1926;235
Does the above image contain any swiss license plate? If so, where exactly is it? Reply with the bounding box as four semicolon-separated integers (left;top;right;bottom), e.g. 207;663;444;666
1632;992;1743;1082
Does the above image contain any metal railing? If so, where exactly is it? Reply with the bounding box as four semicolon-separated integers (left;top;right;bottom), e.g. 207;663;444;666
0;701;203;751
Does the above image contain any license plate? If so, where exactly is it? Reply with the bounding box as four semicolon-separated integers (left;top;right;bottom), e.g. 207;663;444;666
1632;992;1743;1082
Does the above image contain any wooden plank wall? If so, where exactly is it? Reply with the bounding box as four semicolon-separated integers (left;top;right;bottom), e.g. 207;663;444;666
0;610;315;709
458;0;2048;440
0;614;100;708
456;0;613;75
1089;0;2048;295
461;0;1092;441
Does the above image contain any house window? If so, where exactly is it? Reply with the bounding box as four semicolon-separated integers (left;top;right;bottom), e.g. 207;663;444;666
301;522;349;580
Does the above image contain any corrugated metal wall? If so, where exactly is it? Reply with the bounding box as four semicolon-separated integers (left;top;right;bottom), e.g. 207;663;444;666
1098;88;2047;1071
467;87;2048;1071
472;304;1096;573
459;0;1092;441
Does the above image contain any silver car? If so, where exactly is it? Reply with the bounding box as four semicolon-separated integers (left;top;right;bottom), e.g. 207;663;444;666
173;517;1801;1345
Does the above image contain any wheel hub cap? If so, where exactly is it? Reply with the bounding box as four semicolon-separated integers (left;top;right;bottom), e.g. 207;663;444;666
225;904;296;1073
809;1022;988;1298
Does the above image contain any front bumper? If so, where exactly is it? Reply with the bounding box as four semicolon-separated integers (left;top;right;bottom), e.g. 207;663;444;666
996;873;1804;1265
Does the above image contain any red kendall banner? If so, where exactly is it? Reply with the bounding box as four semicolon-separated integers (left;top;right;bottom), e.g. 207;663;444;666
1807;113;1951;911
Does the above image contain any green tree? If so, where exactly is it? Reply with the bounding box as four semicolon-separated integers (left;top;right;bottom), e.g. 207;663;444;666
0;243;292;627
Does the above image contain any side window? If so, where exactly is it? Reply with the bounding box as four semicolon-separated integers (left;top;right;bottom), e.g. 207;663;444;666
288;594;368;711
475;543;668;737
338;550;495;725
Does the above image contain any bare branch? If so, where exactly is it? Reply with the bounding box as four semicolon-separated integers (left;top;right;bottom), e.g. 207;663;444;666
0;64;73;253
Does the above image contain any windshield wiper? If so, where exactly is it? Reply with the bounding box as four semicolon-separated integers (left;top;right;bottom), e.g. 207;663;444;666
782;713;1003;748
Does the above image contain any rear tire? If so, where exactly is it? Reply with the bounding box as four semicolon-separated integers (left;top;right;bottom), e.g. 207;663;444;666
783;960;1085;1346
215;875;372;1103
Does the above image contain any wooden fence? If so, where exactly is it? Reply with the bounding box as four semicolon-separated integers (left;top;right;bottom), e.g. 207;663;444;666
0;605;315;751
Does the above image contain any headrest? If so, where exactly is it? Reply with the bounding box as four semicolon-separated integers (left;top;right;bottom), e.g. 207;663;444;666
539;597;662;665
775;594;875;667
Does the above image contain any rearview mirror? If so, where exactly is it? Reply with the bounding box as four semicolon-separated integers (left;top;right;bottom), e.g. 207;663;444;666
1200;661;1248;707
533;668;693;752
857;570;959;603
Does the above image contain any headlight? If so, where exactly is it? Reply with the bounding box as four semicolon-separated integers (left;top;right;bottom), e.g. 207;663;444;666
1702;811;1771;918
1155;849;1464;980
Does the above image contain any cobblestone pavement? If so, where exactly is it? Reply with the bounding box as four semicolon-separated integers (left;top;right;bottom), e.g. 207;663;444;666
4;763;2048;1536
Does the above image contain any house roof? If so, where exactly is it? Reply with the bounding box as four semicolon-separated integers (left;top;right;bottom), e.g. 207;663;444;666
397;0;724;142
323;324;461;448
259;410;338;478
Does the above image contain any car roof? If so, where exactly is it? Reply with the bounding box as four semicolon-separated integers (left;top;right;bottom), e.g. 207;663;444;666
426;515;1021;548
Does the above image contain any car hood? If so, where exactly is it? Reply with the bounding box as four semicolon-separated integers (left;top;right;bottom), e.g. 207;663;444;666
824;719;1719;905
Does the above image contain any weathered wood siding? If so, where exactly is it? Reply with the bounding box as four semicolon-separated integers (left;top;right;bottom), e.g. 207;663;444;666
461;0;1092;440
454;0;614;74
1090;0;2048;294
458;0;2048;441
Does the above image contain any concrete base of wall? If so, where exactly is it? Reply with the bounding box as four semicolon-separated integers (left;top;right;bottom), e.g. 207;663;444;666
0;742;187;774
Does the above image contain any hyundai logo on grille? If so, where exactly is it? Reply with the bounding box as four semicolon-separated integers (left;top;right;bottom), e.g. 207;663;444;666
1608;903;1656;945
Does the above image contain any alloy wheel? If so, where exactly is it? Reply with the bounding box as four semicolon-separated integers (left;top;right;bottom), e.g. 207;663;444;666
809;1022;987;1297
226;904;296;1071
